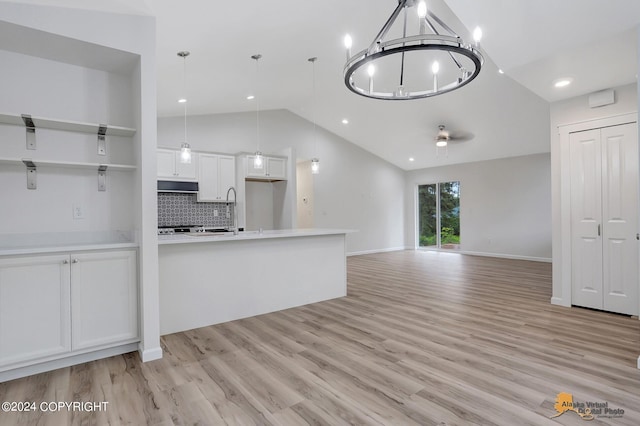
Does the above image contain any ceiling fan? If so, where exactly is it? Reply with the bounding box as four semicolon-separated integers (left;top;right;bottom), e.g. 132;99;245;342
434;125;474;147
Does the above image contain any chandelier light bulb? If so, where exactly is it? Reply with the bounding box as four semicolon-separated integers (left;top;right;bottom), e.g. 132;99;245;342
344;34;353;49
417;1;427;18
367;64;376;77
431;61;440;75
473;27;483;43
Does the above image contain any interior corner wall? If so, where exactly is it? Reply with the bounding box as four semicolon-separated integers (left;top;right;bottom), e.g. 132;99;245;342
157;110;406;254
549;82;638;303
404;153;552;260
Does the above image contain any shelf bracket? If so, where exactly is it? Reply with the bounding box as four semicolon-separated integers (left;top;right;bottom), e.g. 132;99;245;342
22;159;37;190
98;165;107;191
21;114;36;150
97;124;107;156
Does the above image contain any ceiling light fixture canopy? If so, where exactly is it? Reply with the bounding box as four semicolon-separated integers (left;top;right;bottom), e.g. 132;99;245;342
343;0;484;100
177;51;191;164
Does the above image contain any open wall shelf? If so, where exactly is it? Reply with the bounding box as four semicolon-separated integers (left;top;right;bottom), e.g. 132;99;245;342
0;157;136;171
0;113;136;137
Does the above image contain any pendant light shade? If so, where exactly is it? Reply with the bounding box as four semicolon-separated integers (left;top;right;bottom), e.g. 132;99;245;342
251;54;264;169
178;51;191;164
309;57;320;175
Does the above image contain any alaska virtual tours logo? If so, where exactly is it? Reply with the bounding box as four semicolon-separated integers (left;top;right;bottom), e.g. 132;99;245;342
550;392;624;421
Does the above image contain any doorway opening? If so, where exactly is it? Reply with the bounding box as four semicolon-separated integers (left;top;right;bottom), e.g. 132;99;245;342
418;181;460;249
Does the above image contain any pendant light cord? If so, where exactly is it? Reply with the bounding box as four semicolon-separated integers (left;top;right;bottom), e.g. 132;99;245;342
255;56;260;152
183;54;188;144
312;58;317;154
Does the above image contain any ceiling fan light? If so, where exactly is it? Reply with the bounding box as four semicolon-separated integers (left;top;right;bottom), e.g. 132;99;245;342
436;140;448;148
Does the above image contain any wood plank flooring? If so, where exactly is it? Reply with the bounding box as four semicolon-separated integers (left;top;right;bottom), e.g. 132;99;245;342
1;250;639;425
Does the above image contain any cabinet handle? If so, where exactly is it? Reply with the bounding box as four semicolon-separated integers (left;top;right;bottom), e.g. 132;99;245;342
62;259;69;264
597;224;601;236
72;259;79;264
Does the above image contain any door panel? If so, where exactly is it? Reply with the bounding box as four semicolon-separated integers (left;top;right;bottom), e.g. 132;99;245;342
570;129;603;309
601;123;638;315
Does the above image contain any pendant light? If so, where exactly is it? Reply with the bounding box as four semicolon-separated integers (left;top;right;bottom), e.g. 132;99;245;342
308;57;320;175
178;51;191;164
251;54;264;169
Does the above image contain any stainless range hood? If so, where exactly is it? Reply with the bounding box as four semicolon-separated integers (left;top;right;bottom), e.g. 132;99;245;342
157;180;199;193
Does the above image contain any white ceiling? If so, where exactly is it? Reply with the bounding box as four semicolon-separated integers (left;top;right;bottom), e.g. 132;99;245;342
3;0;639;171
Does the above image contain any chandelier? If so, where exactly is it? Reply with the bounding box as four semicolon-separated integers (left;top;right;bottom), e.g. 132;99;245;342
343;0;484;100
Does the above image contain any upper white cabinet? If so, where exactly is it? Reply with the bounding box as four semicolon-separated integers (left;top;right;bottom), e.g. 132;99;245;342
157;148;197;181
0;254;71;368
197;154;236;201
245;155;287;181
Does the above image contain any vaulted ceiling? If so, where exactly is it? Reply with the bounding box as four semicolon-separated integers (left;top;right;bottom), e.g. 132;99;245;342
3;0;639;170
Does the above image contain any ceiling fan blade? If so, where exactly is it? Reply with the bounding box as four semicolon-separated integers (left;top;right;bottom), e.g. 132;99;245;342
448;131;474;142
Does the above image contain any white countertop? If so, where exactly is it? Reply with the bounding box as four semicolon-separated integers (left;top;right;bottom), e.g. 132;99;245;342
158;228;354;245
0;231;137;256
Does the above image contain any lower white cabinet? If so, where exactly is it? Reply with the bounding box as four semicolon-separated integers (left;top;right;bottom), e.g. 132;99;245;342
0;249;138;370
71;250;138;350
0;254;71;367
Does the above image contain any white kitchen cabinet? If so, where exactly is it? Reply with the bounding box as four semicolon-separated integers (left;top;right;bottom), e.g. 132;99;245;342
197;154;236;201
157;148;197;181
71;250;138;350
0;250;138;370
0;254;71;368
245;155;287;180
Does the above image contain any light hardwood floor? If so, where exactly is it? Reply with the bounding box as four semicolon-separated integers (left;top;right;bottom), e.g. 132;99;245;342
1;250;639;425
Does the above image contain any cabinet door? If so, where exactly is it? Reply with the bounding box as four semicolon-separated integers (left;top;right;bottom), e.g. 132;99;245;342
197;154;221;201
71;250;138;351
246;155;267;177
0;254;71;368
157;149;177;178
175;152;197;180
266;157;286;179
218;155;236;197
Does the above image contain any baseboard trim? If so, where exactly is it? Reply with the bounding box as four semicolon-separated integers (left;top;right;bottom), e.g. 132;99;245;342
0;343;139;383
551;297;570;307
347;247;406;257
455;250;552;263
138;345;163;362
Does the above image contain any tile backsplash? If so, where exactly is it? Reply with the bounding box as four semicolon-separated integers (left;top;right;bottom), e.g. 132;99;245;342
158;193;234;228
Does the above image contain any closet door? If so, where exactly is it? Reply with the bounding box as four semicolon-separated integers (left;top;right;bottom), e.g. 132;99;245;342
570;129;603;309
601;123;638;315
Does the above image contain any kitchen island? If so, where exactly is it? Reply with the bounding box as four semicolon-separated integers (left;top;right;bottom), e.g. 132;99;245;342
158;229;351;335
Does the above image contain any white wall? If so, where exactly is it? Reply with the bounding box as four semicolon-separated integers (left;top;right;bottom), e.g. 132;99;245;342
158;109;406;254
549;83;638;301
405;153;552;261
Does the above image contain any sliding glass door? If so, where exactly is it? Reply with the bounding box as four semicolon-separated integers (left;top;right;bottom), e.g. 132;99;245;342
418;181;460;249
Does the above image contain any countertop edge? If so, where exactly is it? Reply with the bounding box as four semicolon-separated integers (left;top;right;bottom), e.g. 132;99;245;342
158;229;356;246
0;242;139;257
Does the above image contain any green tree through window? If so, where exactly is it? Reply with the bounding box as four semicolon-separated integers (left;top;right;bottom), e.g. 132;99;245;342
418;181;460;249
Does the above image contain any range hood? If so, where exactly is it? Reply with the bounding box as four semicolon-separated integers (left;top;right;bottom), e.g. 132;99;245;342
157;180;199;193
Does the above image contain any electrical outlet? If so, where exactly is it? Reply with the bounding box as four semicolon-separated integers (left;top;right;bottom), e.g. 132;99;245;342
213;209;219;217
73;204;84;219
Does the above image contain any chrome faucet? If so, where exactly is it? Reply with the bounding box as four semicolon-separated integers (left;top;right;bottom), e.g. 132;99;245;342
226;186;238;235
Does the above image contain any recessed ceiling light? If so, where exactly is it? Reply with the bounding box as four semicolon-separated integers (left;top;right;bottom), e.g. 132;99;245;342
178;98;187;103
409;157;415;162
246;95;255;100
498;69;504;74
554;78;573;88
342;119;349;124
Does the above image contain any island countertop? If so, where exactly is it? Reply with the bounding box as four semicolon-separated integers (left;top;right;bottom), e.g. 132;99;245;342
157;228;355;245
